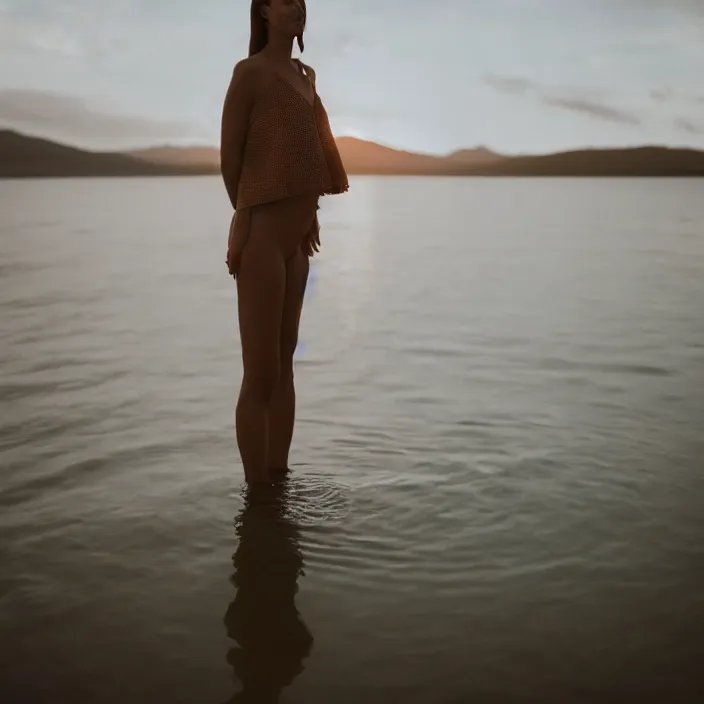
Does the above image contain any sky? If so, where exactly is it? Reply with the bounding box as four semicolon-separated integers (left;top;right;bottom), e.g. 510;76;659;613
1;0;703;155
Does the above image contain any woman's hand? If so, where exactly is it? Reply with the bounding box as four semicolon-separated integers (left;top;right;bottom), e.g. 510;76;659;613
226;210;250;279
302;211;321;257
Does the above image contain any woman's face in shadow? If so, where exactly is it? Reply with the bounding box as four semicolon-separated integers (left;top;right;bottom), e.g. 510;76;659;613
263;0;306;37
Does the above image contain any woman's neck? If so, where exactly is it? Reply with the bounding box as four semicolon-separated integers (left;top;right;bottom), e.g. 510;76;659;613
261;29;295;62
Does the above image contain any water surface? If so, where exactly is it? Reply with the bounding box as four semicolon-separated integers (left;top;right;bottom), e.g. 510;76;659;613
1;176;703;703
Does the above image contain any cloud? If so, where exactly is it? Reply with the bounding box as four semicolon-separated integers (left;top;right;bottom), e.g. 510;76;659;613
484;73;641;126
667;0;704;20
0;3;83;56
621;0;704;24
650;87;673;103
541;96;641;125
675;118;704;135
0;89;202;149
649;87;704;105
483;74;536;95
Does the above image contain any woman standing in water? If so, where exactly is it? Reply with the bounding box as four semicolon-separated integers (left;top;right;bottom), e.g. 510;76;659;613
221;0;348;485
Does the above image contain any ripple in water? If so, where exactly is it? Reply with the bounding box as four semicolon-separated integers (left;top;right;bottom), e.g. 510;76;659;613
1;177;703;703
232;472;352;528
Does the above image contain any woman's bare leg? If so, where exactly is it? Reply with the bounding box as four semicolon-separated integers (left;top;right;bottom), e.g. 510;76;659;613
235;228;286;484
268;248;310;473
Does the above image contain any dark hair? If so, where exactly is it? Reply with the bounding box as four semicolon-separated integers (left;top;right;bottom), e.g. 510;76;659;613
249;0;307;57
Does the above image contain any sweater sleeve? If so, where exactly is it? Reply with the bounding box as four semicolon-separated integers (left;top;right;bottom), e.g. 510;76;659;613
307;68;348;195
220;60;258;209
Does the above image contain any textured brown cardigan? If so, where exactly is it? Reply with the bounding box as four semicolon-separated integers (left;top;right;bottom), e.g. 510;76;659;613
221;58;348;211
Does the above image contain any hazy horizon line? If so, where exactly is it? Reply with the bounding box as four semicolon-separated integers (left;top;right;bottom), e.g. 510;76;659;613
4;126;704;160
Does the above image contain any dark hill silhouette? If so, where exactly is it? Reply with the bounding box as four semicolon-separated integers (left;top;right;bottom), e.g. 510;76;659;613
2;129;704;178
447;146;501;163
333;137;504;174
471;146;704;177
129;145;220;169
128;138;504;175
0;130;212;178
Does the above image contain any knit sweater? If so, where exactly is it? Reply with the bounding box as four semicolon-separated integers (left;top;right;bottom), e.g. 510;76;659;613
220;58;348;210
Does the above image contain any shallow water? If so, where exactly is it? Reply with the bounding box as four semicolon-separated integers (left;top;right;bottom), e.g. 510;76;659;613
1;176;703;703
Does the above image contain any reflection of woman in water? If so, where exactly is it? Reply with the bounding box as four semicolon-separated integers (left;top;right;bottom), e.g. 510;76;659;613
221;0;349;485
223;482;313;703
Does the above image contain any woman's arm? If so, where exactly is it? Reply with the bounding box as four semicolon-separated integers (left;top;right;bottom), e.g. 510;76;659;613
307;66;349;194
220;59;257;210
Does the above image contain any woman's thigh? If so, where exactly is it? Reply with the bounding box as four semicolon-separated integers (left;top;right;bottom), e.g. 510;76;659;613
236;225;286;392
280;248;310;368
250;195;318;260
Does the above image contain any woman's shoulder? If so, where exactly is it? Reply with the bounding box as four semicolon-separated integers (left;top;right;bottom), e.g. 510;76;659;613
232;55;262;82
230;55;275;92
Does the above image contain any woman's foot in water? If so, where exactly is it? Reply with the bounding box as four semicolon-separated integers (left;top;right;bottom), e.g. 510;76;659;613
244;474;285;507
269;466;290;479
245;468;274;486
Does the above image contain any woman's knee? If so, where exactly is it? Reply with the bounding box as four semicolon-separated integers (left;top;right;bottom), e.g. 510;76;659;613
241;366;281;404
279;342;297;379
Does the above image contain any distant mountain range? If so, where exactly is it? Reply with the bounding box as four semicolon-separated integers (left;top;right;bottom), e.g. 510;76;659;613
2;129;704;178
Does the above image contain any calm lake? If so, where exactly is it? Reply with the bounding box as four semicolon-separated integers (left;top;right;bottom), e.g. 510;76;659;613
1;176;703;703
